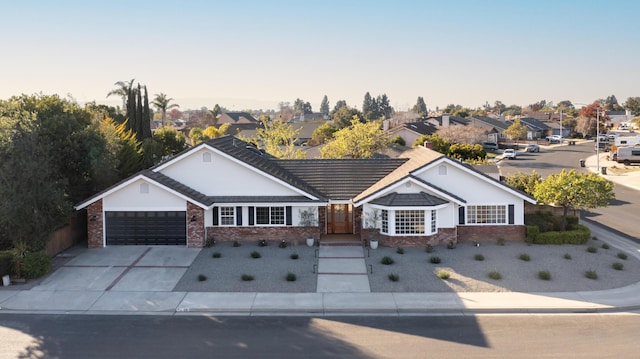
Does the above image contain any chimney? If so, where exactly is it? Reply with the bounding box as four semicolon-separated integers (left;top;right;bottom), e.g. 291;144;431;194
423;141;433;149
442;115;450;127
383;119;389;132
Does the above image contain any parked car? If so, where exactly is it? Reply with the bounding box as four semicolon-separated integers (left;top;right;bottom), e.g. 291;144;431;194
482;142;499;151
525;144;540;153
503;149;517;159
616;146;640;166
545;135;563;143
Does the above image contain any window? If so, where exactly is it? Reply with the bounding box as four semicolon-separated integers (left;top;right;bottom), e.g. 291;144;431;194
395;210;425;234
139;183;149;194
256;206;285;225
438;165;447;175
381;210;388;234
467;205;506;224
219;207;235;225
431;210;437;232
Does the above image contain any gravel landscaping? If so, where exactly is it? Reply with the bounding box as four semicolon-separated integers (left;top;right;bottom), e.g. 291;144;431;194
174;242;318;292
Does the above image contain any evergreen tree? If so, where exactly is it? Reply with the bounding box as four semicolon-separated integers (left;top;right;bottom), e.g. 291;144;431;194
136;84;143;139
412;97;428;117
377;94;393;119
332;100;347;115
320;95;330;115
362;92;375;120
142;86;151;139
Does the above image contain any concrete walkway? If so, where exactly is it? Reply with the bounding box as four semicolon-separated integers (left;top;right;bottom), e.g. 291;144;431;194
316;245;370;293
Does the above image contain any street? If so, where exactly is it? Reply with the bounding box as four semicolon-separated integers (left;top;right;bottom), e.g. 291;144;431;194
1;314;639;358
498;141;640;240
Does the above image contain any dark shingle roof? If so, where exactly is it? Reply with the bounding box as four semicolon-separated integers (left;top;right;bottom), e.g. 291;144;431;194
519;117;551;131
399;121;438;135
469;116;510;130
275;158;407;200
221;112;259;124
210;196;320;203
369;192;448;207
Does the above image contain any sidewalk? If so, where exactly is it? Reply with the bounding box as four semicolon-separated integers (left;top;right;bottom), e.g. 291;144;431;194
584;152;640;191
1;220;640;316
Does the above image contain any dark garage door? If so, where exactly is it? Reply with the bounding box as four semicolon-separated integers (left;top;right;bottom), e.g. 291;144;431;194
105;211;187;245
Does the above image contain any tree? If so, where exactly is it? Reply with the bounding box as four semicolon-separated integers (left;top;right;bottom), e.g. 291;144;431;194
437;125;487;145
210;104;222;119
624;97;640;116
106;79;134;112
254;119;305;159
152;93;180;123
604;95;619;111
332;100;347;115
412;133;450;154
331;105;362;129
504;118;528;142
308;121;338;146
321;118;388;159
505;171;541;196
377;94;393;119
447;143;486;161
577;102;608;136
533;169;615;230
320;95;330;115
124;81;151;141
362;92;375;120
152;125;187;157
492;101;506;115
98;117;142;179
412;97;427;117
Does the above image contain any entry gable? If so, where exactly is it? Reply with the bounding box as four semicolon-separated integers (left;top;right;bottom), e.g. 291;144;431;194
354;176;465;207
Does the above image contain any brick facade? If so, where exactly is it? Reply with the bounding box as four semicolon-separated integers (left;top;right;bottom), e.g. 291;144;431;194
362;227;457;248
87;199;103;248
457;225;525;242
361;225;525;248
206;226;321;246
187;202;205;248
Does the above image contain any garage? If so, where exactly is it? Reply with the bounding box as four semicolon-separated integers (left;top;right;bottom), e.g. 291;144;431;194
105;211;187;245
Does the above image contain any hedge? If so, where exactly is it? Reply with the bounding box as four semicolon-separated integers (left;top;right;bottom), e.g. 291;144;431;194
531;224;591;245
21;252;52;279
0;251;12;277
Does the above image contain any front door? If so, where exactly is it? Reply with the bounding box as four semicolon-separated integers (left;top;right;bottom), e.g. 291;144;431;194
328;204;353;234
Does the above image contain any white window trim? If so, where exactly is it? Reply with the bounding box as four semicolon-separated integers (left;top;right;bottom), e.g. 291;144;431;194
219;206;236;226
369;205;443;236
465;204;508;225
255;206;286;226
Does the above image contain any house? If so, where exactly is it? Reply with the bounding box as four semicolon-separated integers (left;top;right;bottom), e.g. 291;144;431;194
466;116;510;142
518;117;552;140
75;136;535;248
606;110;634;127
425;115;469;128
385;121;438;146
215;112;263;135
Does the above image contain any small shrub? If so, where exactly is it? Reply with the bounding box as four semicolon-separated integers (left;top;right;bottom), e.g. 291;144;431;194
447;241;456;249
205;238;216;247
250;251;261;259
396;247;404;254
525;225;539;244
258;239;267;247
563;253;572;260
278;240;287;248
290;253;299;260
197;274;207;282
388;273;399;282
592;236;598;241
430;256;441;264
425;244;433;253
601;243;610;250
612;262;624;271
488;270;502;280
474;254;485;261
381;256;394;265
538;270;551;280
437;270;450;280
617;252;628;260
212;252;221;258
587;246;598;253
496;238;506;246
286;272;297;281
241;274;254;281
232;240;241;247
519;253;531;261
21;252;52;279
585;270;598;280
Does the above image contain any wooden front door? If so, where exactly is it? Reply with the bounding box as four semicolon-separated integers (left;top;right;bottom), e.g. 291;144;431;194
328;204;353;234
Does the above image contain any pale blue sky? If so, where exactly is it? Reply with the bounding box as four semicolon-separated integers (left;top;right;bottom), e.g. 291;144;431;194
1;0;638;111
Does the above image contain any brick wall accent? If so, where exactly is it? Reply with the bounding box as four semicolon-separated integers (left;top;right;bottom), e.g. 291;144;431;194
457;225;525;242
187;202;204;248
353;207;362;236
206;226;321;246
318;206;327;236
362;227;457;248
87;199;103;248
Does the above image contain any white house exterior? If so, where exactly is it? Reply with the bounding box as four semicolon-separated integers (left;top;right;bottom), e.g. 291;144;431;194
76;136;535;248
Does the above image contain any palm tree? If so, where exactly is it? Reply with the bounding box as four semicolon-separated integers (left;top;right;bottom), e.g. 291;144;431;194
152;93;180;124
106;79;135;112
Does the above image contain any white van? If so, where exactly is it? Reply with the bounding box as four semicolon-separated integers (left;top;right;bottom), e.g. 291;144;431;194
616;146;640;166
615;136;640;147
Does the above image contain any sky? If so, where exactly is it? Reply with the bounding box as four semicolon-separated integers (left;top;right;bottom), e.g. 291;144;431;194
2;0;639;112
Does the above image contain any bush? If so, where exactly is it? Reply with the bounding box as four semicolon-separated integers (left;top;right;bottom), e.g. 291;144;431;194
592;236;598;241
388;273;399;282
585;270;598;280
197;274;207;281
519;253;531;261
447;241;456;249
538;270;551;280
0;250;12;277
525;225;539;243
488;270;502;280
250;251;261;259
612;262;624;271
437;270;450;280
278;240;287;248
232;240;241;247
425;244;433;253
241;274;254;281
532;224;591;244
286;272;297;282
563;253;572;260
258;239;267;247
617;252;628;260
290;253;299;260
390;135;406;146
396;247;404;254
525;211;561;232
430;256;441;264
601;243;610;250
21;252;52;279
381;256;394;265
587;246;597;253
497;238;506;246
474;254;485;261
212;252;221;258
205;238;216;247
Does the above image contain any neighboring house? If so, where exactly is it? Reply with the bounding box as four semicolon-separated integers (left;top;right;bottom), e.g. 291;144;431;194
425;115;469;128
216;112;262;136
386;121;438;146
518;117;552;140
606;110;634;127
290;113;329;123
75;136;535;249
292;122;324;145
466;116;510;142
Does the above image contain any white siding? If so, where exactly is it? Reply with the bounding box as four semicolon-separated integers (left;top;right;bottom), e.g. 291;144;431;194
103;179;186;211
158;148;302;196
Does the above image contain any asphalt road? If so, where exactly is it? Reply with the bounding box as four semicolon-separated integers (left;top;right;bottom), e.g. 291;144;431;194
498;141;640;240
1;314;639;358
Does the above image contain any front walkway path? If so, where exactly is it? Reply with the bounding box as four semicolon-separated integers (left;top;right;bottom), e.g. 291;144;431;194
316;245;370;293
